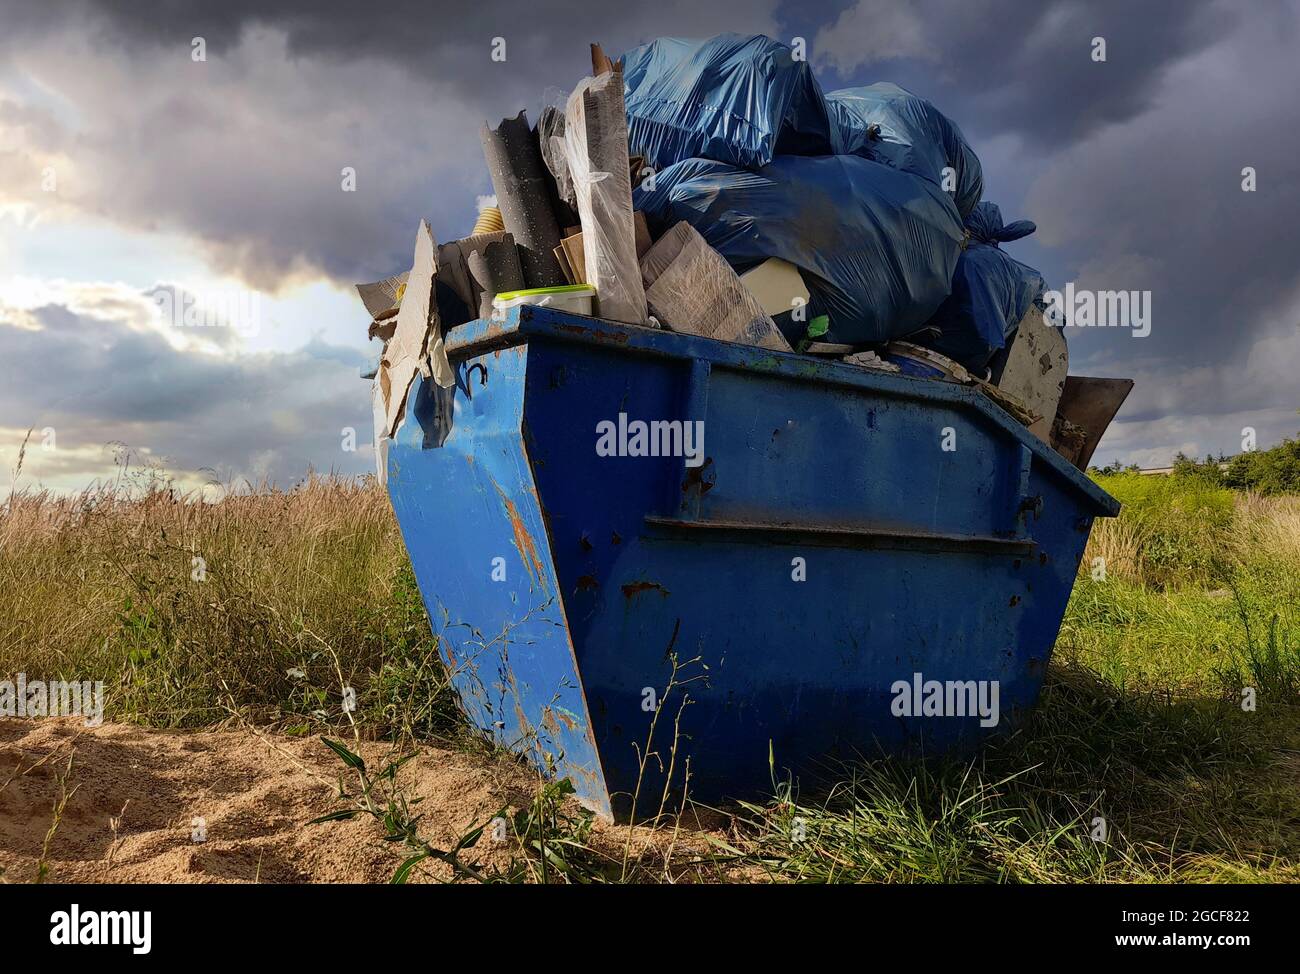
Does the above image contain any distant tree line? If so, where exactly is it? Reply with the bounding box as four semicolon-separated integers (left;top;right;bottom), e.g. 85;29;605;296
1216;433;1300;494
1092;429;1300;495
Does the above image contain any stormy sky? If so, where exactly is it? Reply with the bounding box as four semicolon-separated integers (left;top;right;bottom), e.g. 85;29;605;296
1;0;1297;492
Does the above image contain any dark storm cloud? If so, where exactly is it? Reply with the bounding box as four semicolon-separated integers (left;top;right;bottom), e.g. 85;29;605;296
815;0;1238;145
813;0;1300;460
2;0;1298;471
0;0;782;288
1018;2;1300;461
2;0;787;109
24;4;713;65
3;0;1253;292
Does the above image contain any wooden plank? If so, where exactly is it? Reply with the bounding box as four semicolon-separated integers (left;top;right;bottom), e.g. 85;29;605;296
560;231;587;285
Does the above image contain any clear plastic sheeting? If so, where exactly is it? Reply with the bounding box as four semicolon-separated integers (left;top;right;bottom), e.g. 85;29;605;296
827;83;983;219
640;221;789;352
563;72;647;325
537;100;579;226
634;155;964;346
619;33;833;173
921;202;1046;373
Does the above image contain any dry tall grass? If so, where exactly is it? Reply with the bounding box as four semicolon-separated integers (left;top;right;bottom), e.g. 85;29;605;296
1080;474;1300;588
0;474;452;737
1231;492;1300;565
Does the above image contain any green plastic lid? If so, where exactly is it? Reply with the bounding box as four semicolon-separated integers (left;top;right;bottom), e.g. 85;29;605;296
494;284;595;301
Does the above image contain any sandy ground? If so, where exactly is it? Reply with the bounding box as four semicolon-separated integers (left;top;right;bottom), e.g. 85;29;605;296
0;718;561;883
0;718;741;883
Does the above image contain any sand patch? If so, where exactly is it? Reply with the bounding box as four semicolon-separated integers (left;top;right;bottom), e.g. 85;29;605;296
0;718;538;883
0;718;742;883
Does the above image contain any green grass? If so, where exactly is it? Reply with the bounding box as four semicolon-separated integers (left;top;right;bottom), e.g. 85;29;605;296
4;472;1300;882
724;666;1298;882
721;476;1300;883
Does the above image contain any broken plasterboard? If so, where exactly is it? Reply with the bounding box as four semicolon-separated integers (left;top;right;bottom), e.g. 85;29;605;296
995;305;1068;435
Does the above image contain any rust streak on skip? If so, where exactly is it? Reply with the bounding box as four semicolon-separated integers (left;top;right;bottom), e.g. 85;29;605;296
493;481;547;589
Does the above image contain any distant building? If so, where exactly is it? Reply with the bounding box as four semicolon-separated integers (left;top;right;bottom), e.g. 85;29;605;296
1138;461;1232;476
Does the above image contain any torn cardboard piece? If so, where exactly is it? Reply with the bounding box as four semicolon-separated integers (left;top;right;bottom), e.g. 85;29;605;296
551;217;648;284
369;313;398;343
465;233;525;318
356;273;408;319
370;374;390;486
439;231;521;320
379;220;454;441
554;243;578;285
640;221;789;352
560;231;586;285
356;272;409;342
437;239;479;314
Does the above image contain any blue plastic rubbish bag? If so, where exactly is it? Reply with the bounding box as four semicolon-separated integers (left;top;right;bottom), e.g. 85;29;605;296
619;34;833;173
920;202;1046;372
828;83;983;218
634;154;965;345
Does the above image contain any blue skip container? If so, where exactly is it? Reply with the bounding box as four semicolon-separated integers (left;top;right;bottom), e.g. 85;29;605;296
385;307;1118;820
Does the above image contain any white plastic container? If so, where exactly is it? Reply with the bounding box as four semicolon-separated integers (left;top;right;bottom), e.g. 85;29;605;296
491;285;596;317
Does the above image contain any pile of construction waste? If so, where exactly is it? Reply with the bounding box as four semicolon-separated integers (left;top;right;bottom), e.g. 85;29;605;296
359;34;1131;481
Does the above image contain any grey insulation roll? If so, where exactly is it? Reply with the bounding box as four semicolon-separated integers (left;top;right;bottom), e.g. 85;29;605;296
440;231;507;318
481;111;566;288
466;234;526;319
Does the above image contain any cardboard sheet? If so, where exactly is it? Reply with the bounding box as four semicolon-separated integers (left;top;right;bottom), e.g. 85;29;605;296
380;221;453;441
640;221;788;352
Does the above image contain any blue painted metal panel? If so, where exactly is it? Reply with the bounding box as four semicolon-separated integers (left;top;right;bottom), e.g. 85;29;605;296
387;339;611;818
387;306;1117;820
